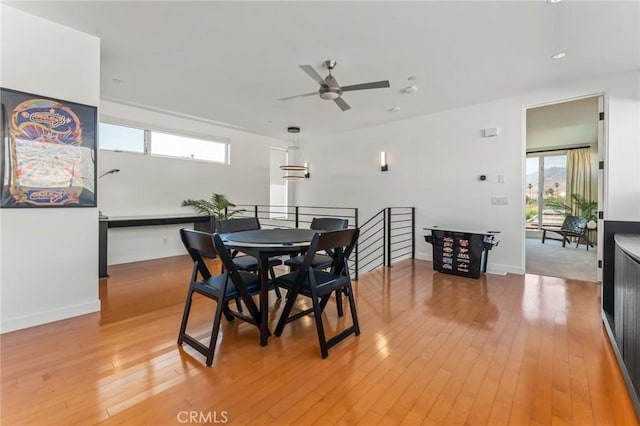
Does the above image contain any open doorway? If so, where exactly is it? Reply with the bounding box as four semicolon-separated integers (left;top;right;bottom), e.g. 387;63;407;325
524;96;602;282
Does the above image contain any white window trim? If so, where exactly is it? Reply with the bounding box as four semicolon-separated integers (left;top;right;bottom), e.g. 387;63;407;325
98;120;231;165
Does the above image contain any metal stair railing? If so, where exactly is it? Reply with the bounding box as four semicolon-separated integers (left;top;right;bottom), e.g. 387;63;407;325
358;207;415;275
228;204;414;279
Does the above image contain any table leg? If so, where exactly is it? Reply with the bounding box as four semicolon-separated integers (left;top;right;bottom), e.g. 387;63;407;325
258;255;271;346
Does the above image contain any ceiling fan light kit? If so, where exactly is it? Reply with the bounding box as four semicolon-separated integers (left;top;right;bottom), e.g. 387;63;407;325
319;89;341;100
278;59;390;111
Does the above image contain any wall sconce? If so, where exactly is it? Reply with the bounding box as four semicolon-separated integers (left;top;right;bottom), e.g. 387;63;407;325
380;152;388;172
98;168;120;178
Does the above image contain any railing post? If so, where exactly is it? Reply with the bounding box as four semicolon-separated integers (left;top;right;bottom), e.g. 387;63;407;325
412;207;415;259
295;206;299;228
382;208;386;268
254;205;258;218
354;207;359;280
386;207;392;267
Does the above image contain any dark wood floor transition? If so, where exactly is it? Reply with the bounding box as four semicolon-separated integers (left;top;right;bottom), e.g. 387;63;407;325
1;257;637;425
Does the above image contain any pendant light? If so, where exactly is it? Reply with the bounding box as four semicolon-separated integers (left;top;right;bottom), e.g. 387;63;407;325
280;126;309;181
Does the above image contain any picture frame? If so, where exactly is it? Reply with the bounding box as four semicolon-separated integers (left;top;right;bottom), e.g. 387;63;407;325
0;88;97;208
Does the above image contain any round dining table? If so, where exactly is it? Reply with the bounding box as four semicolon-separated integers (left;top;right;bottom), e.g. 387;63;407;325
219;228;318;345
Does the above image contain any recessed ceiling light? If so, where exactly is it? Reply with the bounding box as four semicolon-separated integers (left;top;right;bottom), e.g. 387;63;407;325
389;106;401;112
547;0;562;3
551;52;567;60
403;85;419;93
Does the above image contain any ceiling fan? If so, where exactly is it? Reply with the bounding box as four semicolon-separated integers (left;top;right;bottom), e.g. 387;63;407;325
278;60;390;111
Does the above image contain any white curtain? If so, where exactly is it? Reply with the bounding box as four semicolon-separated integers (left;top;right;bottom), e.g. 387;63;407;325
566;148;594;216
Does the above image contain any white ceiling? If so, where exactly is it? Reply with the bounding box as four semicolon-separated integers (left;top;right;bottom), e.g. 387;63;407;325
5;1;639;141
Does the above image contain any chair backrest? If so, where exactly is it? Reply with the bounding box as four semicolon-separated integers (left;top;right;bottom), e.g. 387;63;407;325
218;217;261;233
561;215;588;234
211;233;250;281
180;228;218;280
310;217;348;231
180;228;254;297
303;228;359;275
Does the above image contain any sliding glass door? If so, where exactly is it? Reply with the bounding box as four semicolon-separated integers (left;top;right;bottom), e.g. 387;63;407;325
525;153;567;229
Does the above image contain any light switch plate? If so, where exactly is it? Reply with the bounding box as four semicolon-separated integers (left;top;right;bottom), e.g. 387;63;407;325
491;197;508;205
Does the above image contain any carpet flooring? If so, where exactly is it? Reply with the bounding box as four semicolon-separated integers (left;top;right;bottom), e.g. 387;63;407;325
525;236;597;282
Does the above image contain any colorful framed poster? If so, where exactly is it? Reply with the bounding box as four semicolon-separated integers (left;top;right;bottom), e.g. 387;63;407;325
1;88;97;207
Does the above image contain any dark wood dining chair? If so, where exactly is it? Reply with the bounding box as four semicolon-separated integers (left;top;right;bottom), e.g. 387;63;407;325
284;217;350;314
218;217;282;298
178;228;261;366
273;228;360;359
284;217;348;270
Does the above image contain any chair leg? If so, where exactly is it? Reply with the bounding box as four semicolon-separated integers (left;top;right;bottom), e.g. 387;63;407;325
177;288;194;345
221;265;244;311
269;267;282;299
345;284;361;336
335;289;344;317
319;294;332;312
205;301;225;366
274;289;298;337
541;230;546;244
222;302;235;322
318;290;345;317
311;295;329;359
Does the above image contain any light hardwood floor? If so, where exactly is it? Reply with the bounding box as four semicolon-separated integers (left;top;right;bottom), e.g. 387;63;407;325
1;257;638;425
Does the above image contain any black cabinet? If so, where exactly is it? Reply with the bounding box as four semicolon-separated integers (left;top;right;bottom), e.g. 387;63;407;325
602;224;640;421
615;237;640;398
424;228;498;279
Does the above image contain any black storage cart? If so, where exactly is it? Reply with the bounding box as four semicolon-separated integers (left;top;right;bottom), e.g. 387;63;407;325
424;227;499;279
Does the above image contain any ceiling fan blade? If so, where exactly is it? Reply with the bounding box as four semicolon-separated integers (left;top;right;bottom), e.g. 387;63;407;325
277;92;318;101
341;80;390;92
299;65;328;87
334;97;351;111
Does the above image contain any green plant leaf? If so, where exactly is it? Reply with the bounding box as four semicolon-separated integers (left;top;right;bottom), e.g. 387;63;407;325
181;193;245;219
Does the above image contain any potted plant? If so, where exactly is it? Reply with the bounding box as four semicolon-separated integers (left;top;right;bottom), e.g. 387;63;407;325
181;193;244;233
546;194;597;220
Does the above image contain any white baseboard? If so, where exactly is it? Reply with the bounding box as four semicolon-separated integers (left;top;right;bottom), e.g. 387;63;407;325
0;299;101;334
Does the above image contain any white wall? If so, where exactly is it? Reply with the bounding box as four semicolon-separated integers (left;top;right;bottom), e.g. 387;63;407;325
98;100;289;264
526;96;599;151
0;5;101;332
296;71;640;275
